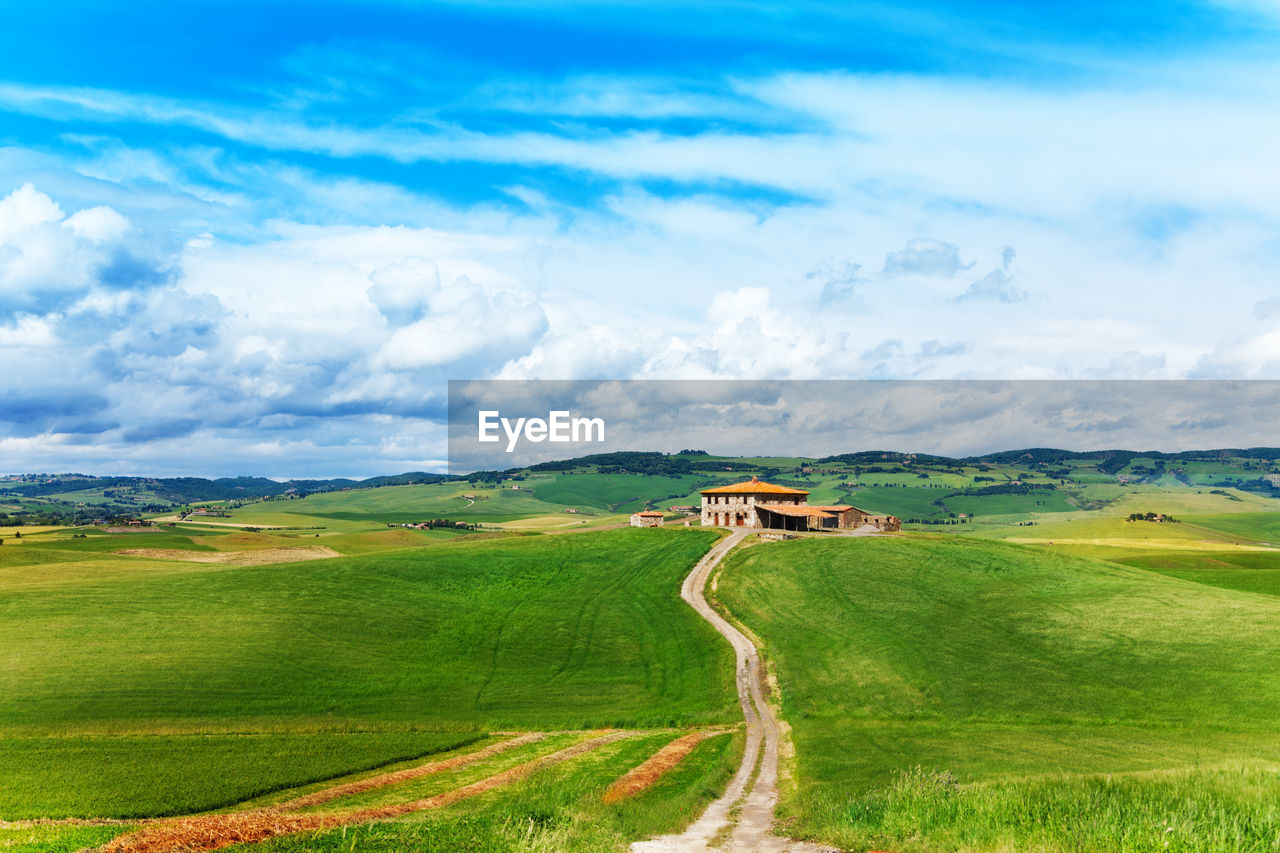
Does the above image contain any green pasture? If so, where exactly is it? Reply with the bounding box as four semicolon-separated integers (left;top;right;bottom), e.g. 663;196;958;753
841;485;949;519
0;527;734;822
0;731;479;820
219;481;567;528
525;472;707;513
938;489;1077;518
1114;550;1280;598
716;535;1280;852
0;528;733;733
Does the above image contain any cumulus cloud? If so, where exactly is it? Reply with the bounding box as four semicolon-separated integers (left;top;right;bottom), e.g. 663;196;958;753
6;43;1280;474
0;184;558;473
375;280;547;370
64;205;131;243
366;257;442;326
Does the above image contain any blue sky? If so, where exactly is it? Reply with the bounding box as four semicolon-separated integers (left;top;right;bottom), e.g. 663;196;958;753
2;1;1280;476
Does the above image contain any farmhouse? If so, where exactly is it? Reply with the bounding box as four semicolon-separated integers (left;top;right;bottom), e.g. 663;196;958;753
630;510;665;527
700;476;900;532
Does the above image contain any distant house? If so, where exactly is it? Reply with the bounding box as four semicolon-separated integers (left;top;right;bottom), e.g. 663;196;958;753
630;511;665;528
700;476;900;532
669;505;696;514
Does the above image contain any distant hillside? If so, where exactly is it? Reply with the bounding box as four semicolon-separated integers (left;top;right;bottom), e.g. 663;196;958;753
0;471;453;526
5;446;1280;527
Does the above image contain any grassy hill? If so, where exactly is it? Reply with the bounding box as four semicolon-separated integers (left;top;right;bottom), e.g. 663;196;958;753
716;536;1280;852
7;446;1280;851
0;527;735;822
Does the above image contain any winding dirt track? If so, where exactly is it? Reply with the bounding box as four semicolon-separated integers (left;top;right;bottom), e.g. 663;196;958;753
632;532;837;853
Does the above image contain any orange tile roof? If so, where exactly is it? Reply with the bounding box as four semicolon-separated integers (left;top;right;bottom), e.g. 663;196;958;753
635;511;665;516
700;476;809;496
756;504;840;517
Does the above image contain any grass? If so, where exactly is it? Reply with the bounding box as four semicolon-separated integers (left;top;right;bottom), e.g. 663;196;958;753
230;730;741;852
290;733;587;813
0;527;734;821
811;763;1280;853
0;824;129;853
715;535;1280;852
0;731;481;820
939;489;1077;518
840;485;949;520
1;527;732;734
527;473;707;513
224;482;569;528
1114;550;1280;598
1185;512;1280;543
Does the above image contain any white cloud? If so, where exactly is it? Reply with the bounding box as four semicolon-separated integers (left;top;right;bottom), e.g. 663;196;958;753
63;205;131;242
0;313;57;347
8;45;1280;473
0;184;135;307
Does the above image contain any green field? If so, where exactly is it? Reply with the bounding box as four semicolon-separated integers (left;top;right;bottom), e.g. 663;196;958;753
716;535;1280;852
222;481;572;528
8;447;1280;851
524;472;707;513
233;730;740;853
1113;550;1280;598
0;526;735;826
0;731;481;819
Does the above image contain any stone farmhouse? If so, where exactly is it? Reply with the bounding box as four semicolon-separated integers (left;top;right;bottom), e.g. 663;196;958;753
630;510;665;527
700;476;900;532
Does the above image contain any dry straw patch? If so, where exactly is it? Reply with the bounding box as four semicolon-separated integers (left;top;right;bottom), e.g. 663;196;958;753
114;547;340;566
271;732;545;811
96;731;634;853
601;731;709;804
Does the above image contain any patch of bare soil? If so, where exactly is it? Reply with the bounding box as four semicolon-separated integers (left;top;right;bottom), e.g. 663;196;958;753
113;546;340;566
603;732;708;804
96;731;635;853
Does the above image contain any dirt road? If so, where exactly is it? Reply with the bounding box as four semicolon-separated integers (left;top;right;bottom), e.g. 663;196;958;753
632;532;837;853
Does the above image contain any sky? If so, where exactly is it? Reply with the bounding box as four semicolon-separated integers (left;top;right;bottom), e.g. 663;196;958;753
3;1;1280;477
448;380;1280;471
